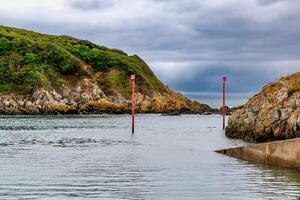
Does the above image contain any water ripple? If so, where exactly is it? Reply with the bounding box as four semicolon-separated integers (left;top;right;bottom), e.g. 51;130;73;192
0;138;141;148
0;114;299;199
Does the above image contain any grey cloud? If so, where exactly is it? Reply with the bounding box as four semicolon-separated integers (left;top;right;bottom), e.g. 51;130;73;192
257;0;283;6
0;0;299;94
67;0;114;11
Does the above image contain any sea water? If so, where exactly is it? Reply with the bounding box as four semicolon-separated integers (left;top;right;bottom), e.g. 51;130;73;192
0;114;300;199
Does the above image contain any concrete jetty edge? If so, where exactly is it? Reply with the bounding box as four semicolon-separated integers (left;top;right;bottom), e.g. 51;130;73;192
215;138;300;168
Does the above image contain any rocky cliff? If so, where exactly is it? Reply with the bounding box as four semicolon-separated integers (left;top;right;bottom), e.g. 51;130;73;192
0;25;214;114
226;72;300;142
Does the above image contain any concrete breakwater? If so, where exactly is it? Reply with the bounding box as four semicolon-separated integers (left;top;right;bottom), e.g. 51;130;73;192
216;138;300;168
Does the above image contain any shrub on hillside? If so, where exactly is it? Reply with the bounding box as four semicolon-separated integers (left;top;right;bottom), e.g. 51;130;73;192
11;38;32;55
0;37;12;55
43;43;80;74
0;55;40;93
23;53;41;64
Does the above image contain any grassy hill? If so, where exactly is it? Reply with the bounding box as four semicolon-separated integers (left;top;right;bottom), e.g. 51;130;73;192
0;25;214;114
0;25;164;98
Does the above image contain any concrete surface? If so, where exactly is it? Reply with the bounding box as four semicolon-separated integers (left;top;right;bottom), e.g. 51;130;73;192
216;138;300;168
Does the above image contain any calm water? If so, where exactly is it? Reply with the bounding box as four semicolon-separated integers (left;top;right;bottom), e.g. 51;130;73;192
0;114;300;200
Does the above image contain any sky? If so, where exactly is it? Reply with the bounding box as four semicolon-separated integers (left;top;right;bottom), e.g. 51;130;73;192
0;0;299;96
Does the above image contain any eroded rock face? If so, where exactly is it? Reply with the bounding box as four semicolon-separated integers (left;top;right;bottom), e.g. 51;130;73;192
226;72;300;142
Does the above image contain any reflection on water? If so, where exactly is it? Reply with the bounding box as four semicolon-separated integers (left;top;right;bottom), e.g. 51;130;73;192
0;114;299;199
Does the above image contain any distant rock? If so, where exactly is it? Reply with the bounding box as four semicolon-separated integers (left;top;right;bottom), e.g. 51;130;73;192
226;72;300;142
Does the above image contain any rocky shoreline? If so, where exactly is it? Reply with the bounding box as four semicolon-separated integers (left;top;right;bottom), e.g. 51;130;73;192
226;72;300;142
0;82;221;115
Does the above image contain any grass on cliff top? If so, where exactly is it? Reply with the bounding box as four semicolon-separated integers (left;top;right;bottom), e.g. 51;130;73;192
288;80;300;97
0;25;164;95
279;72;300;97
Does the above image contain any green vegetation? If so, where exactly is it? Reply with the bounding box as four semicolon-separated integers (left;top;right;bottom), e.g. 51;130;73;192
0;38;11;55
0;25;164;94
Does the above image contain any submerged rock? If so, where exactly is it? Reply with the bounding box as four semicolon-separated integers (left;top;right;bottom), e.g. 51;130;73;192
226;72;300;142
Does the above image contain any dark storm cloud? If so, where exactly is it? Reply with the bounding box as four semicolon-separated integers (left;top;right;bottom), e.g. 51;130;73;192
68;0;113;11
257;0;283;6
169;64;271;93
0;0;299;94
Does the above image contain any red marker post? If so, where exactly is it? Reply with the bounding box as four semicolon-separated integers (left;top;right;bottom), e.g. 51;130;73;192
131;74;136;134
222;76;227;130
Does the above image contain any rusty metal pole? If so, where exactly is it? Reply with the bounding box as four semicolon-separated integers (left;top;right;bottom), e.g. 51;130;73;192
222;76;227;130
131;74;135;134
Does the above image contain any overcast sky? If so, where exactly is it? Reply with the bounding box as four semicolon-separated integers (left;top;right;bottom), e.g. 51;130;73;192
0;0;299;95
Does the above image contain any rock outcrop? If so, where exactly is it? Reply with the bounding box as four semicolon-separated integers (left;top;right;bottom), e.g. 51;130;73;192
0;25;216;115
226;72;300;142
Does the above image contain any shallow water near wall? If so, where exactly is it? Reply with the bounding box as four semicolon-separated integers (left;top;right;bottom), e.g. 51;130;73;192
0;114;300;200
